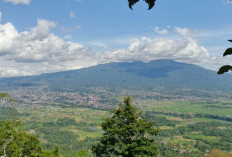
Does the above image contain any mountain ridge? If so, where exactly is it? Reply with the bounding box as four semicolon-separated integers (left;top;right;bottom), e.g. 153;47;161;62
1;60;232;94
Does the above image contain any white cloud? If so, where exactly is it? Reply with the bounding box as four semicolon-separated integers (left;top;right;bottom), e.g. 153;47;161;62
102;37;211;64
175;27;195;36
70;11;75;18
0;19;86;76
154;26;168;35
0;20;226;77
3;0;30;5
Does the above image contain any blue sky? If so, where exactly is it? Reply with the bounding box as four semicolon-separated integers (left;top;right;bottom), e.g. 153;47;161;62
0;0;232;77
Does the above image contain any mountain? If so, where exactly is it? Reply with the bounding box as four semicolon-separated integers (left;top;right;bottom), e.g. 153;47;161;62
1;60;232;94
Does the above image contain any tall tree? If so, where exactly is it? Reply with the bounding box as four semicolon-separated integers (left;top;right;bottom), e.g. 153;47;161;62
92;96;159;157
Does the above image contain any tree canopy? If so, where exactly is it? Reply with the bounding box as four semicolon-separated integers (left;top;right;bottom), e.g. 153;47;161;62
0;120;62;157
0;120;49;157
92;96;159;157
128;0;157;10
0;94;59;157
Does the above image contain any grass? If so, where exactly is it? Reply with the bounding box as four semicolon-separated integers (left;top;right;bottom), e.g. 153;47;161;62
146;100;232;116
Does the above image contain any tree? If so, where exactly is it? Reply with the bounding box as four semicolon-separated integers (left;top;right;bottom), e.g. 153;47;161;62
128;0;157;10
0;120;60;157
0;120;42;156
0;94;58;157
92;96;159;157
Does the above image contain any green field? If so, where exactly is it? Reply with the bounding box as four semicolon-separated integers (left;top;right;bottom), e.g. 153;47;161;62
1;98;232;156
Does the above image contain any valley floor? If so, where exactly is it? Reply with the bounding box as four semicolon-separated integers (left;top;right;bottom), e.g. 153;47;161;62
1;88;232;156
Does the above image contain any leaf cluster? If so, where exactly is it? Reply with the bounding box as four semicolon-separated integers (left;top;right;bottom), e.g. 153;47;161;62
0;120;58;157
128;0;156;10
218;40;232;74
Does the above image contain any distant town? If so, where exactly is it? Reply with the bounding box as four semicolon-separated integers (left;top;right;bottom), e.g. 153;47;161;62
1;86;228;110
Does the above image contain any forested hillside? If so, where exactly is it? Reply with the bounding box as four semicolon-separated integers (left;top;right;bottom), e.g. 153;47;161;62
1;60;232;96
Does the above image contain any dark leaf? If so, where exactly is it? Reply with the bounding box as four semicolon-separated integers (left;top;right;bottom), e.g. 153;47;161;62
128;0;139;10
145;0;156;10
223;48;232;57
217;65;232;75
228;40;232;42
128;0;156;10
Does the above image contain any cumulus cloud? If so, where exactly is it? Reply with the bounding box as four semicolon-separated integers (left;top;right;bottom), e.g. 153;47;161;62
102;37;210;64
3;0;30;5
154;26;168;35
0;19;87;76
175;27;195;36
0;19;225;77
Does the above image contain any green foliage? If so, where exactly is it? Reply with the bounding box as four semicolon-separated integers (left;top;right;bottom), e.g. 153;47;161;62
0;120;41;156
3;91;232;156
56;118;77;126
0;120;59;157
53;146;61;157
0;93;14;102
0;93;9;98
128;0;156;10
158;121;232;154
92;96;159;157
75;150;89;157
205;149;232;157
143;112;180;127
0;108;19;121
38;127;78;145
218;40;232;75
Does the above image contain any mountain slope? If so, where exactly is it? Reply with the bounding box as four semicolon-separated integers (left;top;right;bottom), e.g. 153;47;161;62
1;60;232;94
